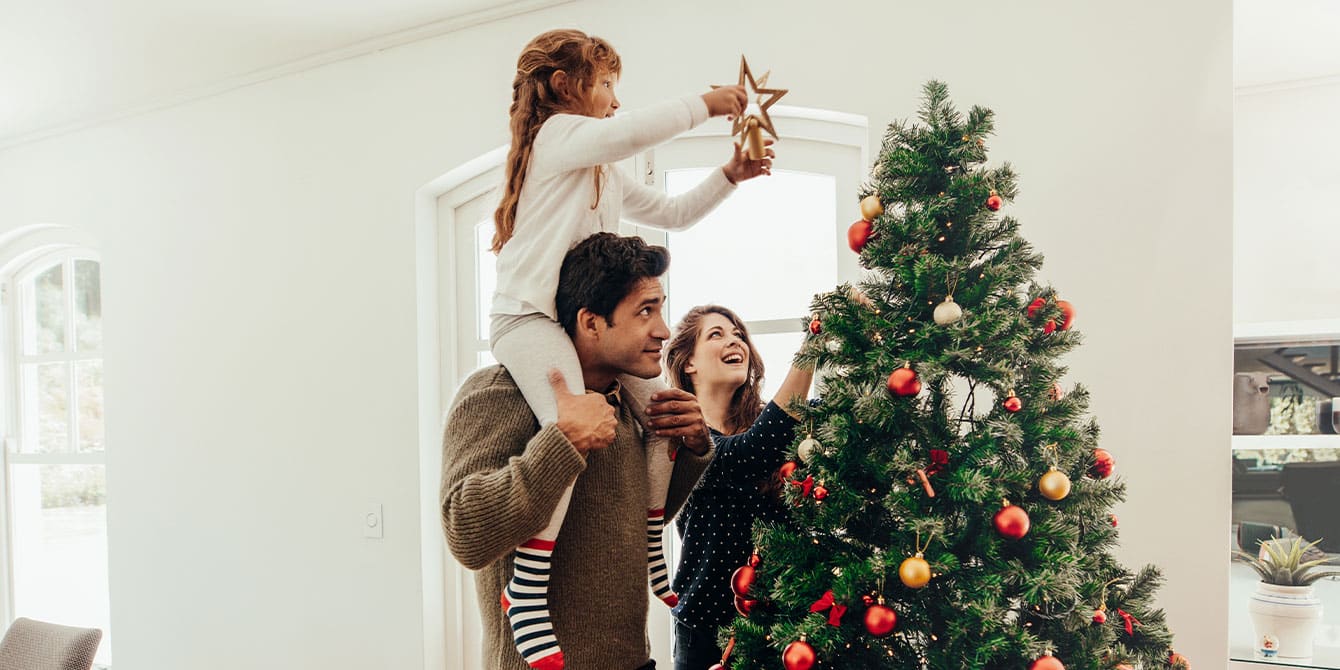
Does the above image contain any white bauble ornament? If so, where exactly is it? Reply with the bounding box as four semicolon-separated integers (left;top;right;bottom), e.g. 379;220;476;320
798;436;822;462
933;296;963;325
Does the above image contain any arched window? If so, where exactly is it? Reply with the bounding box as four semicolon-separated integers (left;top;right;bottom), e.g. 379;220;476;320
1;242;110;667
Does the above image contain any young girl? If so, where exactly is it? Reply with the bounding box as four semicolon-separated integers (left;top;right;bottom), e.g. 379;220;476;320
663;305;813;670
489;29;772;670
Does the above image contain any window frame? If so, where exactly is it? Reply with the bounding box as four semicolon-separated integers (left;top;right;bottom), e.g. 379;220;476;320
0;247;107;652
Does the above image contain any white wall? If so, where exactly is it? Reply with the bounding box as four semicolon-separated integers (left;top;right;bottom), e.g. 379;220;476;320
0;1;1231;667
1236;80;1340;325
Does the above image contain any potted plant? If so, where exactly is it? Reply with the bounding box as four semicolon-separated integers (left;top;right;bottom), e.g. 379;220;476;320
1237;535;1340;659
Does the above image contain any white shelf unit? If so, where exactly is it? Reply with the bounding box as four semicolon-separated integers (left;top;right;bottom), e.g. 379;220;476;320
1233;435;1340;451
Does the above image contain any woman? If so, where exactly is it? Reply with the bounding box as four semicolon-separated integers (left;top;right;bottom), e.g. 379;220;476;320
663;305;815;670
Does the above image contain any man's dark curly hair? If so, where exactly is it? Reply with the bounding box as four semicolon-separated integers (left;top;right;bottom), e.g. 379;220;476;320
556;232;670;337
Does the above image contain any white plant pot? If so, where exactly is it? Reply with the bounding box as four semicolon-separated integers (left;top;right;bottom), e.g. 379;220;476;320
1248;582;1323;659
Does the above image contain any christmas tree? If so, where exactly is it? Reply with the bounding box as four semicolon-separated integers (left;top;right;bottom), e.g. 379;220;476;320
719;82;1187;670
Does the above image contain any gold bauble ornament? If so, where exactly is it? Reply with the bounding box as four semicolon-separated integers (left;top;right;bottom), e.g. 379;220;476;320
899;553;931;589
860;195;885;220
933;295;963;325
1038;467;1072;501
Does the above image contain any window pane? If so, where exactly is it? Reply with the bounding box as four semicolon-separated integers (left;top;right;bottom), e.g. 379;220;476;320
23;363;70;453
74;260;102;352
76;360;105;453
25;263;66;355
663;169;836;326
476;220;497;342
10;464;112;665
751;330;806;402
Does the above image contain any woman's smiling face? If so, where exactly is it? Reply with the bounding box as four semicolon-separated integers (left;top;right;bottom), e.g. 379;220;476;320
685;312;751;389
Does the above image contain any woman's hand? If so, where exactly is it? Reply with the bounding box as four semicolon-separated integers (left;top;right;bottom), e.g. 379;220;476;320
722;139;774;184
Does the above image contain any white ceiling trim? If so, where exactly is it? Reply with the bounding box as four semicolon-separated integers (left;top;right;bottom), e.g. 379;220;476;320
1235;71;1340;98
0;0;575;152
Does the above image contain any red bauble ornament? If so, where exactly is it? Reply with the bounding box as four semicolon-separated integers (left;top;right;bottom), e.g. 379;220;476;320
783;639;817;670
731;565;755;597
848;219;873;253
734;595;757;617
887;366;921;396
1093;608;1108;624
813;485;828;500
987;193;1003;211
779;461;798;479
1169;652;1190;668
1027;297;1046;319
1110;514;1119;527
864;602;898;637
809;318;822;335
709;665;725;670
1029;654;1065;670
994;503;1030;539
1056;299;1075;330
1044;319;1057;334
1003;395;1023;413
1090;448;1115;479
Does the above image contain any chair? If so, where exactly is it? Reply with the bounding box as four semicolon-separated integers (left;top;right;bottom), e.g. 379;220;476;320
0;617;102;670
1281;461;1340;553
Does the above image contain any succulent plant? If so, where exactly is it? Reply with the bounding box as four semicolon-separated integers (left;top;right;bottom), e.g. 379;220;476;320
1236;536;1340;586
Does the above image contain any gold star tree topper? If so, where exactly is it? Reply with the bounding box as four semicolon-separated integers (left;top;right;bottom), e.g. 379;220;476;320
715;55;787;158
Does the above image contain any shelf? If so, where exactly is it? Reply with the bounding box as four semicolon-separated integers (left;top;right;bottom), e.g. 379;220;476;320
1236;319;1340;346
1233;435;1340;451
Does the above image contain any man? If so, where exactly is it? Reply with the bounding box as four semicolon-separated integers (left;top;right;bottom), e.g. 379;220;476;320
441;232;713;670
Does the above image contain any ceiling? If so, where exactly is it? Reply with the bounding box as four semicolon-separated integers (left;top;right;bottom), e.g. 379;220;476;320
0;0;562;148
1235;0;1340;88
0;0;1337;149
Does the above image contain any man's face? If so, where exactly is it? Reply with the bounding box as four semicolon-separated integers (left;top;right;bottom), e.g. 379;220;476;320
591;277;671;380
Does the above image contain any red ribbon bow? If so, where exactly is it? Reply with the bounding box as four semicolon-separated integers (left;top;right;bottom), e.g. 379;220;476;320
808;589;847;626
926;449;949;476
791;474;815;504
1116;608;1141;636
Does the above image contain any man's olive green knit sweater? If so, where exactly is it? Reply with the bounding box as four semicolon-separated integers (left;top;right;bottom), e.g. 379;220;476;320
441;365;712;670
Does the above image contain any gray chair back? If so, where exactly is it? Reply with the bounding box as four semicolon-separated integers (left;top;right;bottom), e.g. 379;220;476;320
0;617;102;670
